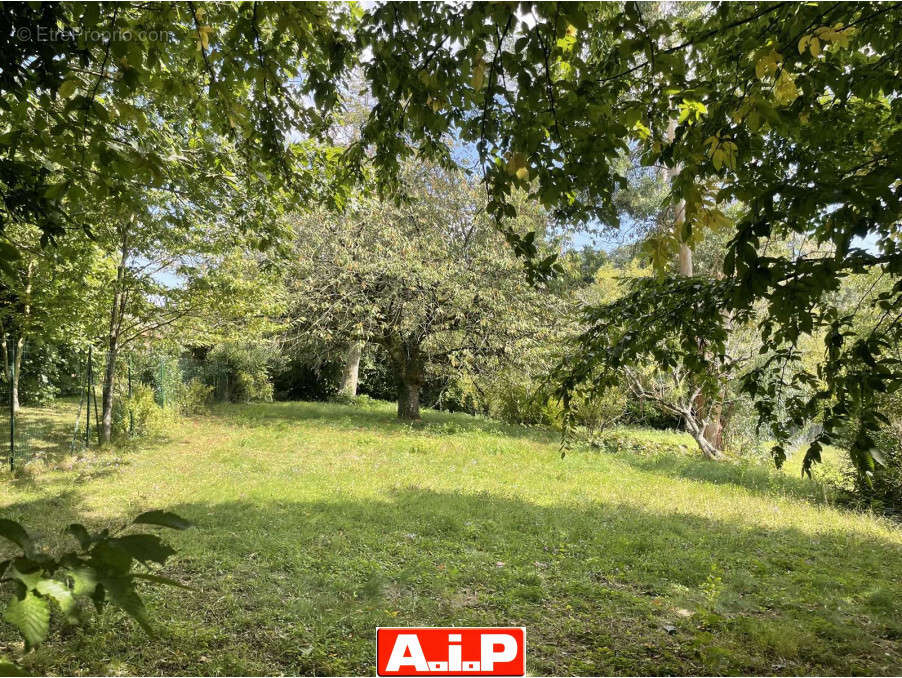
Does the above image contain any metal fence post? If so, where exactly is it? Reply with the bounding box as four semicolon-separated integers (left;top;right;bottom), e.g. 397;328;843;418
9;339;15;472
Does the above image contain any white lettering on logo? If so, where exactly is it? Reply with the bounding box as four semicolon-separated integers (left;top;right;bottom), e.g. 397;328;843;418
479;634;518;671
448;633;462;671
385;634;429;672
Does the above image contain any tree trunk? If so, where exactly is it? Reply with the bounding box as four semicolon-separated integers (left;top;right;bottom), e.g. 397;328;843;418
683;412;724;461
2;334;25;414
339;341;363;397
101;345;118;446
397;377;421;420
3;259;34;415
11;336;23;414
678;241;693;277
101;230;129;445
665;121;693;278
13;261;34;414
387;338;423;420
703;401;724;449
667;121;722;447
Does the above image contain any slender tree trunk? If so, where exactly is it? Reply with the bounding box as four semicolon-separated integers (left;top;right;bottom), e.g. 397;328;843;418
703;401;724;449
0;335;7;410
101;230;129;445
7;260;34;414
2;334;25;413
666;121;723;451
100;342;118;446
387;337;423;420
339;341;364;397
10;336;23;413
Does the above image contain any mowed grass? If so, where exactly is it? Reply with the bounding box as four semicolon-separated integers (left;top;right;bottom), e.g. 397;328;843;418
1;399;900;676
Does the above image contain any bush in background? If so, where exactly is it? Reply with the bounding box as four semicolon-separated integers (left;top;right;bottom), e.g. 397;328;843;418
184;342;275;403
272;354;342;401
178;377;213;415
112;383;170;440
835;392;902;515
10;342;83;406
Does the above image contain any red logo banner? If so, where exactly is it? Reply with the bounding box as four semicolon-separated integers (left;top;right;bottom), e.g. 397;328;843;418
376;627;526;676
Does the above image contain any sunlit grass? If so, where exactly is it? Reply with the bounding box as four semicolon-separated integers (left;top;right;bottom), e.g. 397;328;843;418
1;399;900;675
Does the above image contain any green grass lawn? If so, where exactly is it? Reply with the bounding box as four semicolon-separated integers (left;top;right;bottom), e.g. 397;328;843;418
1;399;900;676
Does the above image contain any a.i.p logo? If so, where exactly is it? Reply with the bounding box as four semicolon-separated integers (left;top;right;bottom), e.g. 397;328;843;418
376;627;525;676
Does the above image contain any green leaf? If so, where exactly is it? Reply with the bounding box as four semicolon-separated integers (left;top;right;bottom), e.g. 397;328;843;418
0;520;32;555
0;660;30;676
4;591;50;650
65;524;92;550
90;541;132;574
132;511;192;531
90;582;106;614
57;78;78;99
7;563;44;591
113;535;175;565
0;242;20;265
101;577;153;635
34;579;78;624
66;567;98;596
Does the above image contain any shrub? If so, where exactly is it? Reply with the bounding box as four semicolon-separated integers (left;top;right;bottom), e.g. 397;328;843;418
201;343;275;403
273;355;342;401
112;383;169;440
721;394;768;458
488;381;548;427
836;393;902;515
570;387;627;431
484;378;628;433
178;377;213;415
13;343;83;406
332;393;381;409
589;427;692;456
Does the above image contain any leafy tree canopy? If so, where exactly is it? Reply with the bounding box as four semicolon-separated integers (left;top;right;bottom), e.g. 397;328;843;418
351;1;902;478
286;161;559;419
0;1;355;260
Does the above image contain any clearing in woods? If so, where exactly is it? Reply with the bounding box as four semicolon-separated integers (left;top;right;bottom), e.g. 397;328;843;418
1;399;900;675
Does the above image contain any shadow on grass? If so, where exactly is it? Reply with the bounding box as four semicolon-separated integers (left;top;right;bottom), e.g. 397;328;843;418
210;399;559;444
6;411;81;461
0;401;174;485
5;487;900;676
603;450;837;506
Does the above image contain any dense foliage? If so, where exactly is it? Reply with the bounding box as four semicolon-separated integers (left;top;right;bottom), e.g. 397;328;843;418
350;1;902;482
286;163;560;419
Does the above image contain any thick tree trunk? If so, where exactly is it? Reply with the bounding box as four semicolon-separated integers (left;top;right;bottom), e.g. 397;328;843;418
387;338;424;420
397;378;421;420
339;341;363;397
